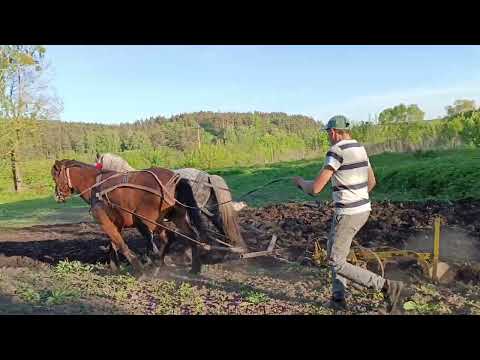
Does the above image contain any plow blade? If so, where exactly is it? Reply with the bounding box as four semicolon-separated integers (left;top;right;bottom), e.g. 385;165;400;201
202;235;277;259
239;235;277;259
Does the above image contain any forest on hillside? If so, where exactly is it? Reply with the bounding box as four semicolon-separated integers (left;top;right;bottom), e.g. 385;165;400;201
1;45;480;192
4;108;479;162
12;111;324;160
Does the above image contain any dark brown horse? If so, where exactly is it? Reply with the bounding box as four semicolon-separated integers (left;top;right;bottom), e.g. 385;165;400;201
95;154;248;257
51;159;209;275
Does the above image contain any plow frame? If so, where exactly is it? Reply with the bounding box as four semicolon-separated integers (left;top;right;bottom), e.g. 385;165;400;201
313;241;434;278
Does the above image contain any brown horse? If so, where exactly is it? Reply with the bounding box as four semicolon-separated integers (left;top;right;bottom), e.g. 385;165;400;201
51;159;209;275
95;154;248;258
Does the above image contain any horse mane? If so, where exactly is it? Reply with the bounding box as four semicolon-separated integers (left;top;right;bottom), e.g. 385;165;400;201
59;159;113;174
59;159;95;168
99;153;136;172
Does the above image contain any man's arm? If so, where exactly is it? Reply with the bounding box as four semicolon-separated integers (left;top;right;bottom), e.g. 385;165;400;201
367;166;376;192
293;167;334;196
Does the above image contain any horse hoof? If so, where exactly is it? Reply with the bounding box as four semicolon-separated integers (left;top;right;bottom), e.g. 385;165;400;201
134;271;148;281
151;266;166;277
109;263;120;273
189;267;201;275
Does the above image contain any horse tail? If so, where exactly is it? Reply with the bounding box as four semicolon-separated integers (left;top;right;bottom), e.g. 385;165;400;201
209;175;248;250
175;178;209;241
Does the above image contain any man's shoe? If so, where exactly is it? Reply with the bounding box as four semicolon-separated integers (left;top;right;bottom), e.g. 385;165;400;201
330;294;347;311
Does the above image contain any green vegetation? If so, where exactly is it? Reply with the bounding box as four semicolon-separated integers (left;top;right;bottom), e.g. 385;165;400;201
0;46;61;193
2;111;330;173
54;260;94;276
0;196;89;228
2;102;480;193
379;103;425;123
4;108;480;174
446;99;477;117
240;288;270;304
1;259;479;315
1;148;479;227
3;46;480;316
1;44;480;226
215;147;480;206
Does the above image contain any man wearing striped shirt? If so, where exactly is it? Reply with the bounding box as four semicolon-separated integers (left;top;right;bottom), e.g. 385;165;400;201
293;115;410;314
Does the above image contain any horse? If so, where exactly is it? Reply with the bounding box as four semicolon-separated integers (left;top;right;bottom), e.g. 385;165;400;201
51;159;209;275
173;168;247;250
96;154;248;252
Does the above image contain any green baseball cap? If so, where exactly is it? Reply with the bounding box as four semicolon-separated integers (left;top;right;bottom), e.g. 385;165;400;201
325;115;351;130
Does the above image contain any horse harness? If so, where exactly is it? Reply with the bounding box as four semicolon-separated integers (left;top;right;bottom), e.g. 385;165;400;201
92;170;180;210
82;169;246;252
60;164;278;257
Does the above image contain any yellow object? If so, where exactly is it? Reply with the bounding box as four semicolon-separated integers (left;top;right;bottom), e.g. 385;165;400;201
312;241;434;277
355;250;432;263
432;217;441;281
313;241;328;264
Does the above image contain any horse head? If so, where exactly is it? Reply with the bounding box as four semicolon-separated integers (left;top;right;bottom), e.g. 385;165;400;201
51;160;75;202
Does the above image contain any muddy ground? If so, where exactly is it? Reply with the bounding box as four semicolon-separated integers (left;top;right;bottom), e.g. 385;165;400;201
1;200;480;315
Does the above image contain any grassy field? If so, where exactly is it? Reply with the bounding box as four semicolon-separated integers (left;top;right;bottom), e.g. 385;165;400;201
215;147;480;204
1;149;480;315
1;148;479;227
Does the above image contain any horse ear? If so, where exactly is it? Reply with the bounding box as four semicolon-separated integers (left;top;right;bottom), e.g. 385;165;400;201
53;160;61;171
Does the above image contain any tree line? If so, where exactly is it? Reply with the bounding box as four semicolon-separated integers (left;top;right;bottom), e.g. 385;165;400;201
1;45;479;193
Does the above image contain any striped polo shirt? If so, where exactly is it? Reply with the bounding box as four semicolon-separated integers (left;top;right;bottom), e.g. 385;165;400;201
324;139;371;215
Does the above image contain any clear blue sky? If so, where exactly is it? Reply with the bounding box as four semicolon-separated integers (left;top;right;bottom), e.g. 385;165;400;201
45;45;480;124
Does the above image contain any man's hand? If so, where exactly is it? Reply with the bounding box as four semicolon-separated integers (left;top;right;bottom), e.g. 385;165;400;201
293;176;313;195
292;176;314;196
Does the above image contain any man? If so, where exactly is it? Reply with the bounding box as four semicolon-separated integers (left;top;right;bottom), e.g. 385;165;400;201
293;115;411;314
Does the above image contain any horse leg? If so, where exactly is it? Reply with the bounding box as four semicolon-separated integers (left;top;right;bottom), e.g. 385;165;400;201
173;216;202;274
156;228;173;268
209;211;224;236
136;220;160;266
203;193;226;239
108;243;121;272
174;178;211;274
91;205;143;275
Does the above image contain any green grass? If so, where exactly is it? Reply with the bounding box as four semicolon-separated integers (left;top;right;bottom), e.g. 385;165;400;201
213;147;480;206
1;148;479;227
240;288;270;304
0;196;90;228
54;260;95;275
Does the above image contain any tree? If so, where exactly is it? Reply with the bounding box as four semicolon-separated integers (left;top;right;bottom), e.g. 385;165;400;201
445;99;476;117
378;103;425;124
0;45;62;192
404;104;425;122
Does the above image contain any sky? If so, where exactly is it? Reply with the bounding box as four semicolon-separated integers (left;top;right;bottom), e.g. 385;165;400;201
44;45;480;124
